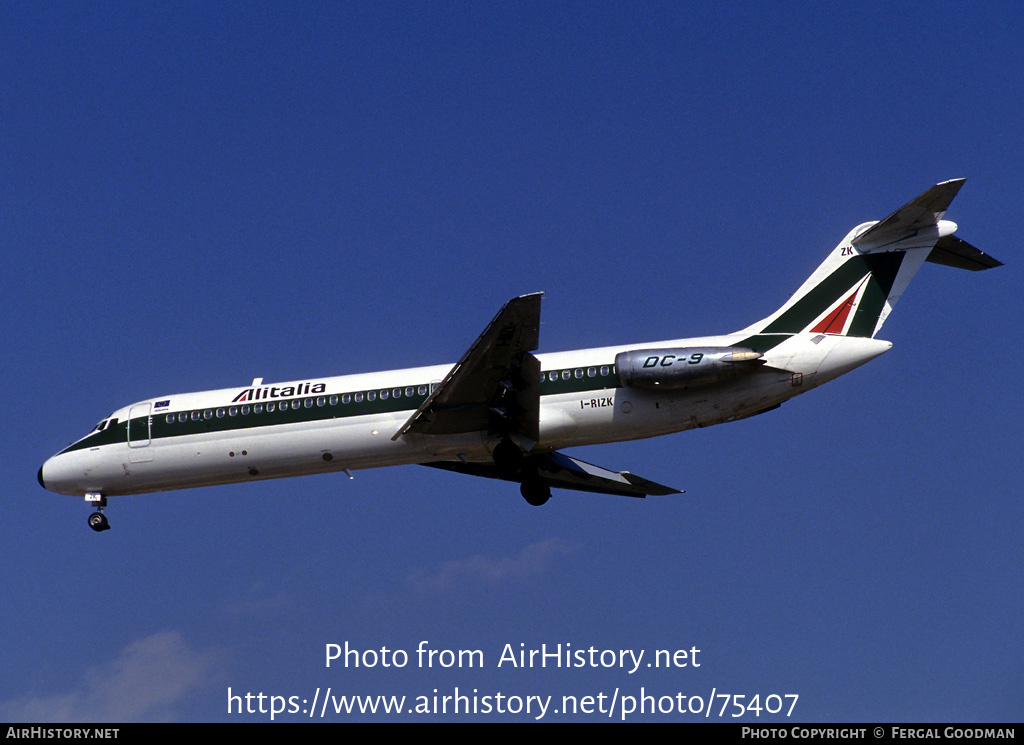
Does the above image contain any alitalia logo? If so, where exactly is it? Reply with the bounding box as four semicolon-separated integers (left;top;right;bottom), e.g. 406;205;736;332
231;381;327;403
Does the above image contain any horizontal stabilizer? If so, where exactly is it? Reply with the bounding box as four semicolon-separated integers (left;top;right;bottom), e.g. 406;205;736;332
852;178;965;248
926;234;1003;271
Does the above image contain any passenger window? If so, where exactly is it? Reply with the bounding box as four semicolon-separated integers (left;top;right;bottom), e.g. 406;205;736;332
367;391;376;401
179;412;187;422
380;390;389;400
191;411;200;421
354;393;363;402
255;404;264;414
216;408;225;418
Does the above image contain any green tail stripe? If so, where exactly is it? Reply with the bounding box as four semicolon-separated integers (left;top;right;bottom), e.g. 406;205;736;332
846;253;904;337
733;252;905;352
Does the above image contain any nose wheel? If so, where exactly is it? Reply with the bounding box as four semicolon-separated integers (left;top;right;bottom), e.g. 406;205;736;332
86;494;110;532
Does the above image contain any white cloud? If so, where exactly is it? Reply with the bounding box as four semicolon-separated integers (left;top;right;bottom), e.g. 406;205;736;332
222;580;292;616
0;630;218;723
408;537;577;592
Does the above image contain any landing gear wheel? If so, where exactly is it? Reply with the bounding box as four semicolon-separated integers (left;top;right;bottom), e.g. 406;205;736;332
88;511;110;532
520;480;551;507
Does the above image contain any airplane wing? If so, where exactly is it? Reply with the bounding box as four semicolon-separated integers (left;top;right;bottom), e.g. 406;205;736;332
423;450;682;498
401;293;681;499
392;292;542;444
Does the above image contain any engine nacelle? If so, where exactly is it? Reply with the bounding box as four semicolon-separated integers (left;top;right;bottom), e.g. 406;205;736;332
615;347;764;390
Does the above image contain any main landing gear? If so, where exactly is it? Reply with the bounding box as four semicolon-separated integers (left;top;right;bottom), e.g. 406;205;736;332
494;438;552;507
86;494;110;532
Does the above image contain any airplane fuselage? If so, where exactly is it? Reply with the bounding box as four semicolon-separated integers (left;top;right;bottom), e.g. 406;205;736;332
39;331;889;498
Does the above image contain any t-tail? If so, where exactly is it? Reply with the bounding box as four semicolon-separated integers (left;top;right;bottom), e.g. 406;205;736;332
733;179;1001;353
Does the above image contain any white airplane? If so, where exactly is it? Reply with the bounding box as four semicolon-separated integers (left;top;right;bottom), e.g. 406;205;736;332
39;180;1001;531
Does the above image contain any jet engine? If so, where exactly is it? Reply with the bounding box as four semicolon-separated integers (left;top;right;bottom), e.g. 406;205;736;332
615;347;764;390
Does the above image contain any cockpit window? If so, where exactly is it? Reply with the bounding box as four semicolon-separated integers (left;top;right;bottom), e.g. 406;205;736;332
91;416;119;433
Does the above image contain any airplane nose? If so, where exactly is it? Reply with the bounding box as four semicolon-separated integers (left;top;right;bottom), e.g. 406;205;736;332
38;456;68;494
38;451;102;496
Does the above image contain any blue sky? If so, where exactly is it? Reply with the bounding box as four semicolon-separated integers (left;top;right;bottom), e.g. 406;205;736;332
2;2;1021;722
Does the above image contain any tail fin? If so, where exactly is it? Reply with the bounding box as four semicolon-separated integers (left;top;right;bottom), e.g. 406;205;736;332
735;179;1001;352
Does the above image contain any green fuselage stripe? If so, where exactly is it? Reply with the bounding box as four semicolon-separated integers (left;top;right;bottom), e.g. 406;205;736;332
59;366;621;455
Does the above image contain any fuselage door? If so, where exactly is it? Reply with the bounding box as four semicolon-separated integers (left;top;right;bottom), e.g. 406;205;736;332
128;403;152;448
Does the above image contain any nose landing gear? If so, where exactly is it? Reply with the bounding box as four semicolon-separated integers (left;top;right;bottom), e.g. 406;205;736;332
86;494;110;532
